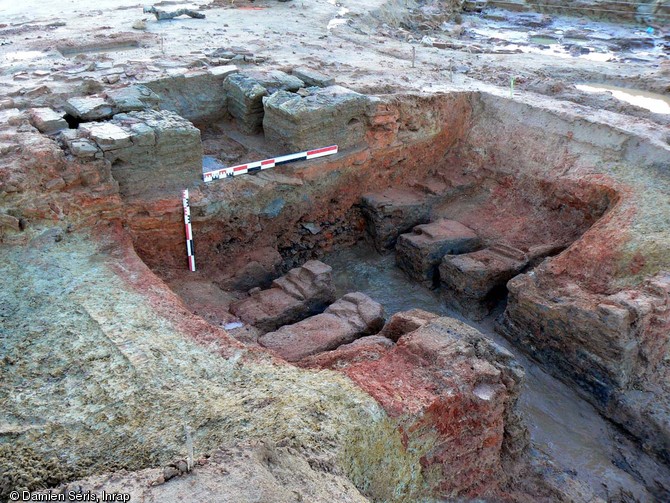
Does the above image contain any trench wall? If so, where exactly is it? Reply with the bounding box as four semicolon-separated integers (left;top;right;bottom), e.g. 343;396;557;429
127;92;475;283
463;91;670;462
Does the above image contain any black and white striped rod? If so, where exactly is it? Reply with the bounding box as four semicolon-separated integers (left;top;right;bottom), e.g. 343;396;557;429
182;189;196;272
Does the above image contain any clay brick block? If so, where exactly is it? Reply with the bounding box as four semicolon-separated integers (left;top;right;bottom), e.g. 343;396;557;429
259;292;384;361
396;219;481;286
230;260;335;333
361;188;433;252
440;244;528;320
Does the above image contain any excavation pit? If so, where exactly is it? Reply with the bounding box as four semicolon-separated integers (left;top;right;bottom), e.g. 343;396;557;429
121;90;614;321
3;2;670;501
110;87;670;499
10;80;670;502
102;88;619;370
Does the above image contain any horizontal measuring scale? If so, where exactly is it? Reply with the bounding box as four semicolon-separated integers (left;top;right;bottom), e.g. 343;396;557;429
203;145;338;182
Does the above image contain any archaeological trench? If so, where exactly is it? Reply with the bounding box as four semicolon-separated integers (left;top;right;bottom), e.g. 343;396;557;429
1;2;670;502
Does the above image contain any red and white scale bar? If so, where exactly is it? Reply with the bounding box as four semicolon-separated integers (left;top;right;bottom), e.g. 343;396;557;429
203;145;338;182
182;189;196;272
185;145;337;270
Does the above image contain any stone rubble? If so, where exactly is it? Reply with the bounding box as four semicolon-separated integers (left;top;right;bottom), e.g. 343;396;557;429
56;85;162;124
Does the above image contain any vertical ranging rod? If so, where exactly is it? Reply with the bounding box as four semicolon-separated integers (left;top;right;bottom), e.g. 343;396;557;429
182;189;196;272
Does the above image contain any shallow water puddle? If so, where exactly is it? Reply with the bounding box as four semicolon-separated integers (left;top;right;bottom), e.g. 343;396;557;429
576;84;670;114
327;0;349;31
4;50;45;61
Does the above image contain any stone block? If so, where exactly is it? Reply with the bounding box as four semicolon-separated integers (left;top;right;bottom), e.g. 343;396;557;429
64;96;114;121
262;85;368;151
396;219;481;286
341;335;394;350
230;260;335;333
259;292;385;361
246;70;304;93
59;129;79;142
309;316;527;496
324;291;385;334
68;138;100;159
209;65;239;78
439;244;528;320
105;85;161;113
500;271;670;464
299;335;394;370
80;122;132;150
292;67;335;87
360;188;432;252
29;108;68;134
501;274;645;401
271;259;335;303
129;123;156;146
223;73;268;134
